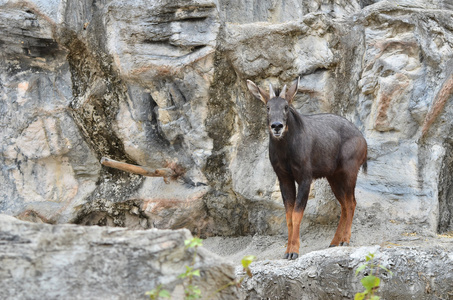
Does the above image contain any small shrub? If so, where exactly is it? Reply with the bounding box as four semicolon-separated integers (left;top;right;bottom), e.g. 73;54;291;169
354;252;393;300
146;237;256;299
145;284;170;300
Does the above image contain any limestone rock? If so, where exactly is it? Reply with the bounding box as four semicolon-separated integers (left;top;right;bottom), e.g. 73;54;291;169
0;214;239;299
105;0;219;83
241;244;453;299
2;1;453;296
1;0;453;240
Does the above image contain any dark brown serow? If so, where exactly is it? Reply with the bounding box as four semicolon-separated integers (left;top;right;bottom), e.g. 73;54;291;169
247;78;367;260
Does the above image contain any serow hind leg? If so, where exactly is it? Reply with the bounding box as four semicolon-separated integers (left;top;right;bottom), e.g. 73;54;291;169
328;174;357;247
327;175;347;247
340;192;356;246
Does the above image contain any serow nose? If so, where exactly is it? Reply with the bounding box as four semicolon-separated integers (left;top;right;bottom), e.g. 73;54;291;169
271;122;284;132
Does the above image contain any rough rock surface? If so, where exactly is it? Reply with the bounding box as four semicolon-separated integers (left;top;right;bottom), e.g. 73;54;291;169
0;214;238;300
1;213;451;300
241;242;453;299
2;0;453;299
1;0;453;245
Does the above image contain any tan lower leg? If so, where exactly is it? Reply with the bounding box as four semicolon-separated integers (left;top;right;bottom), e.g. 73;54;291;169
289;210;304;254
343;197;356;244
331;207;347;246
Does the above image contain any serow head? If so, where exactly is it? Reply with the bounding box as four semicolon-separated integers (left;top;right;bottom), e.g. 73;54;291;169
247;78;299;139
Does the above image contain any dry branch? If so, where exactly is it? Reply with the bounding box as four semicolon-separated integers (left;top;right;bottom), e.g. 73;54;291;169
100;157;176;183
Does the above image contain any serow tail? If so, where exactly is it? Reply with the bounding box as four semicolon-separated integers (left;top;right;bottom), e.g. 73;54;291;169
362;160;368;174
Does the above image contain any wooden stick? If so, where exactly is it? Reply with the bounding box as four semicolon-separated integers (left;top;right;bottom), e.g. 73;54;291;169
100;157;175;182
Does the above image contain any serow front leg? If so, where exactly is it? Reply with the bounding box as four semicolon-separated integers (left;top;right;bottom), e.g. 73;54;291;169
279;178;296;260
284;209;293;259
287;179;311;260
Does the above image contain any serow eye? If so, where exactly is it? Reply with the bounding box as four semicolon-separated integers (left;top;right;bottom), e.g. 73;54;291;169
267;106;270;111
285;105;289;110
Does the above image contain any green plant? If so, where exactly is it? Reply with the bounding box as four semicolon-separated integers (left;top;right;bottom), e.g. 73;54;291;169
206;254;256;299
146;237;203;300
146;237;256;300
178;265;201;299
241;255;256;278
355;252;393;300
145;284;170;300
184;237;203;249
181;237;203;299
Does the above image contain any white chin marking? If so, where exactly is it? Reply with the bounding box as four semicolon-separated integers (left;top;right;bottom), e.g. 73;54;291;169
272;133;283;138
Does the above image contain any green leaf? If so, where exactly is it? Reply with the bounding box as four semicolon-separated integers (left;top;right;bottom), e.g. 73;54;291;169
146;285;170;300
145;290;156;299
366;253;375;262
185;237;203;249
178;265;201;278
192;286;201;295
355;264;367;275
361;275;380;292
158;289;171;298
370;296;380;300
178;267;192;279
354;292;366;300
241;255;256;269
186;285;202;299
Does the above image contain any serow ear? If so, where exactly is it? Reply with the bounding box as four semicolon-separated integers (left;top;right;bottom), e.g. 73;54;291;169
285;77;299;104
247;80;269;104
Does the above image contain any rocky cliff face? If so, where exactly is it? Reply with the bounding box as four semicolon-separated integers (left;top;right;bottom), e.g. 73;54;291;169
1;0;453;239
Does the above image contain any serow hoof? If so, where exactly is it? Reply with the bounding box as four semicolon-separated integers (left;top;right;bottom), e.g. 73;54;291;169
289;253;299;260
283;253;290;259
340;242;350;247
329;244;337;248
